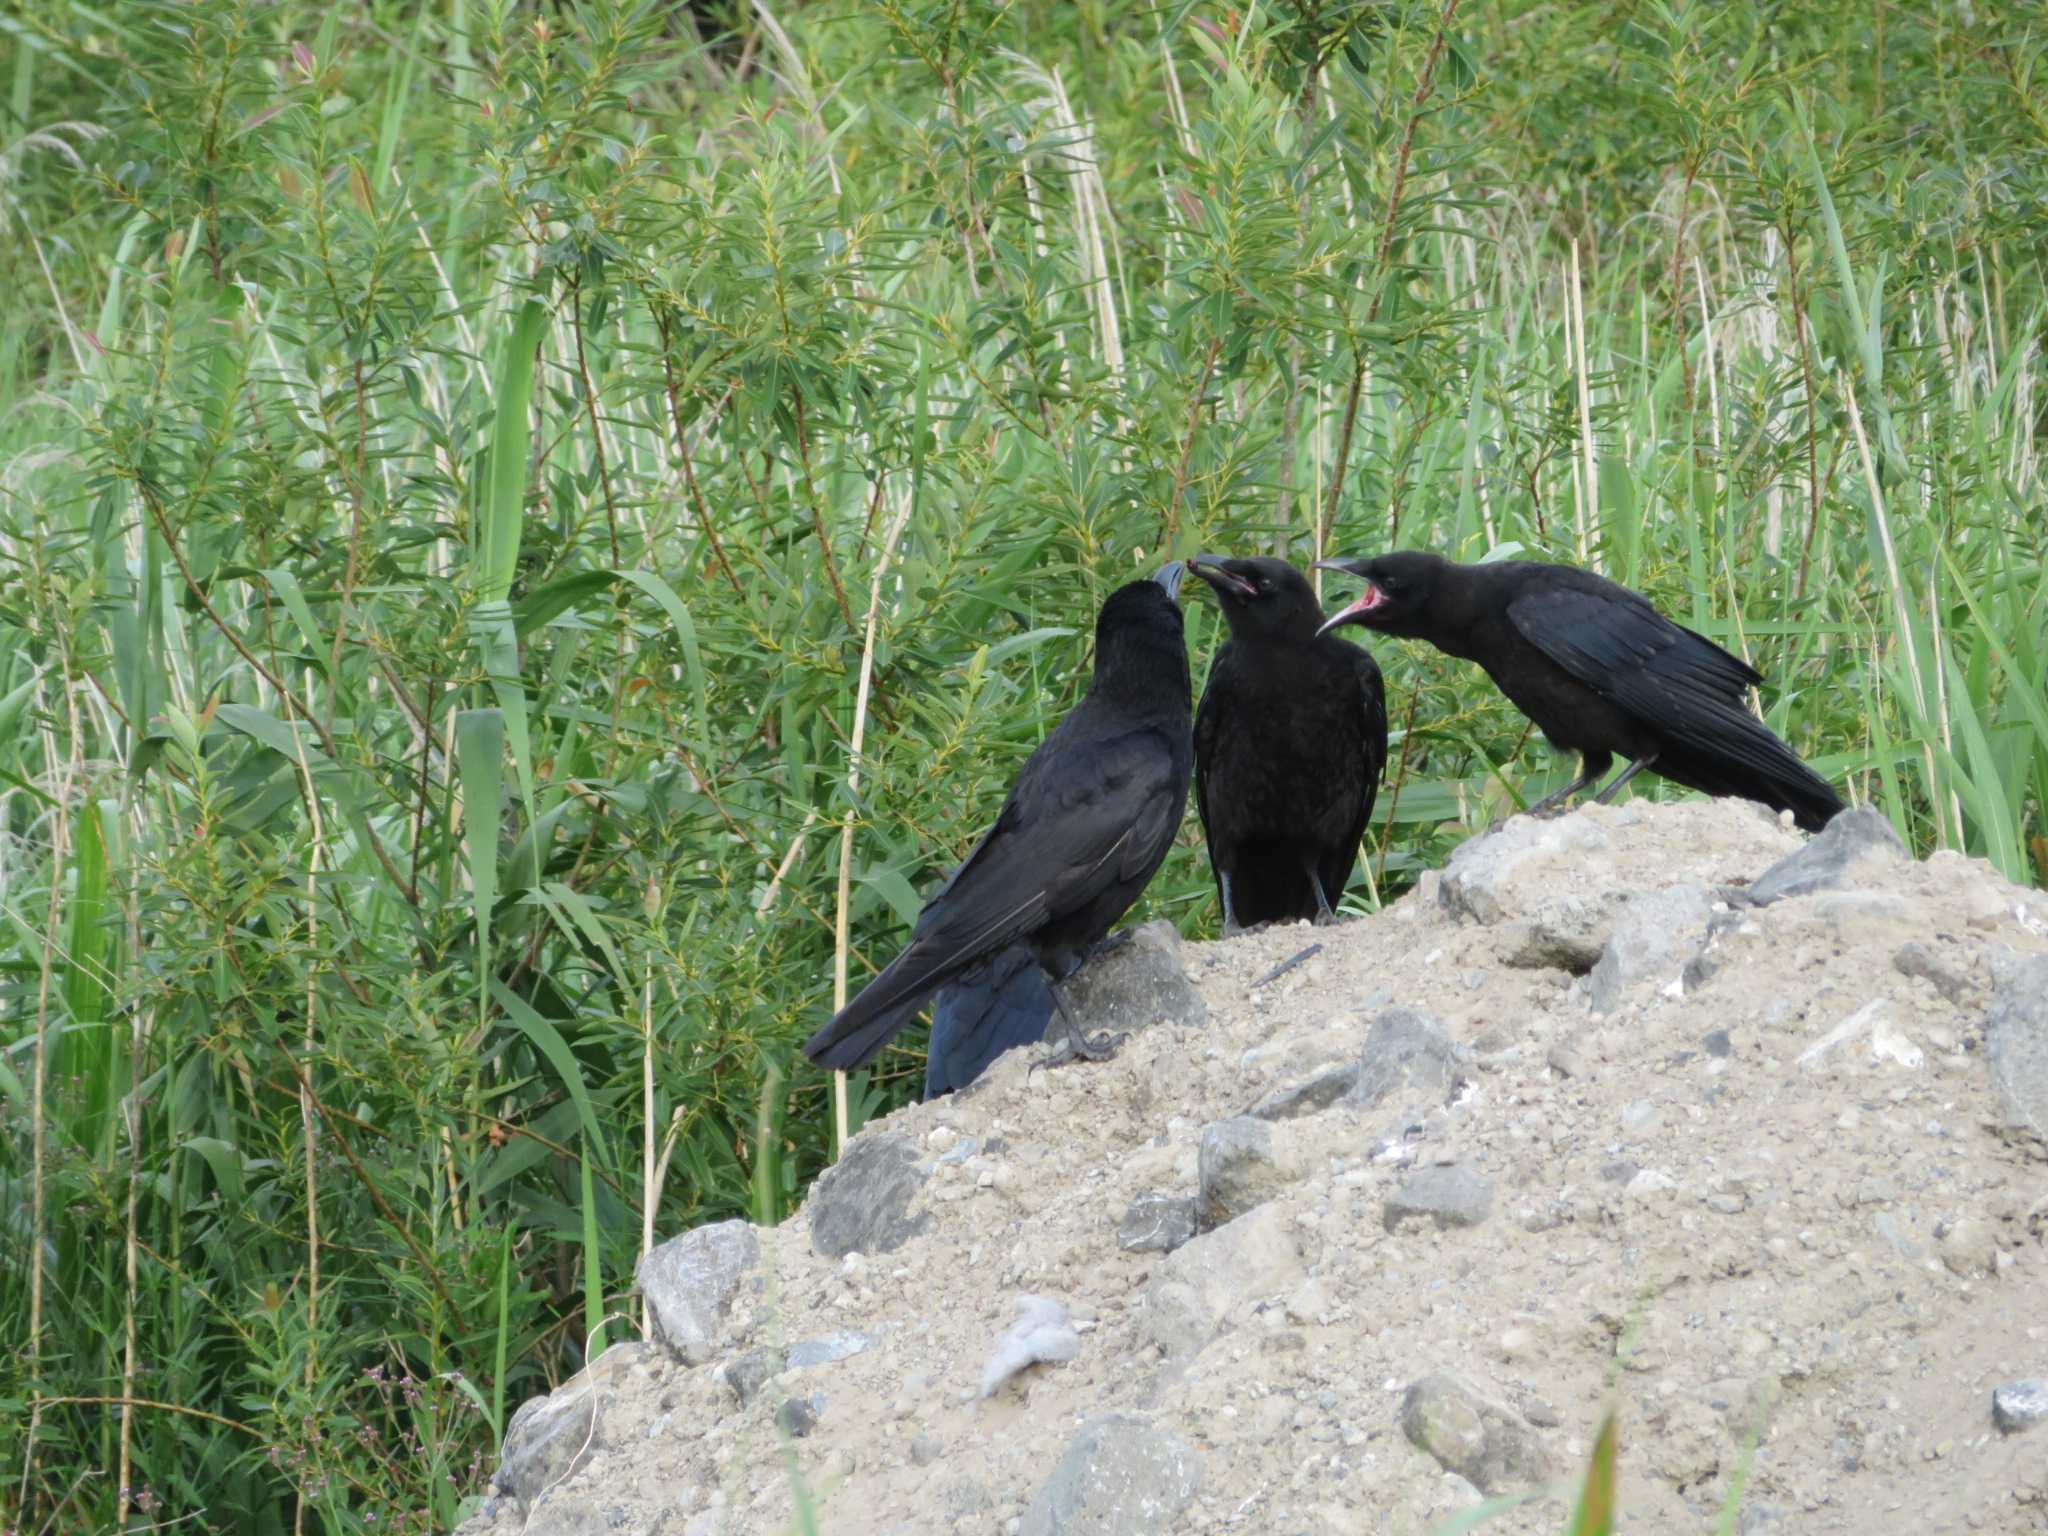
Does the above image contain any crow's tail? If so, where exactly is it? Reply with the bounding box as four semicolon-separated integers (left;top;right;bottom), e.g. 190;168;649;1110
923;945;1053;1099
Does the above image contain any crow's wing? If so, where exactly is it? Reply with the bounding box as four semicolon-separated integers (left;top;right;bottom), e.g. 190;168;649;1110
803;719;1183;1070
1191;647;1228;854
1503;578;1838;816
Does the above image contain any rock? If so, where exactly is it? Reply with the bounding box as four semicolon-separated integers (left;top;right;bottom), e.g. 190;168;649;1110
1249;1063;1361;1121
497;1343;656;1504
981;1294;1083;1398
1384;1165;1495;1231
1144;1202;1307;1360
1399;1373;1551;1494
777;1396;820;1437
1117;1192;1198;1254
1198;1116;1285;1227
1985;954;2048;1150
1993;1380;2048;1434
1350;1009;1464;1110
1061;920;1208;1037
1440;813;1616;926
1935;1217;1995;1279
911;1433;944;1466
636;1219;758;1365
807;1131;932;1260
1892;941;1972;1004
1702;1029;1733;1058
721;1347;777;1404
1019;1413;1203;1536
1588;886;1710;1014
787;1330;873;1369
1545;1038;1586;1077
1746;807;1905;905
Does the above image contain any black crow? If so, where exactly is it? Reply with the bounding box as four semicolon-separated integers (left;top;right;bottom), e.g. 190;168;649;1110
1186;555;1388;933
804;564;1193;1075
1316;551;1843;831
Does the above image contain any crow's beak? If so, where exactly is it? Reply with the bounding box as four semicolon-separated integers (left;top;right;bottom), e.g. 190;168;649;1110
1186;555;1257;600
1152;561;1187;602
1313;560;1387;638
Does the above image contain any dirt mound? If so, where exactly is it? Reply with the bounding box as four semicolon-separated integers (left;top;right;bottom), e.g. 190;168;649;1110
460;801;2048;1536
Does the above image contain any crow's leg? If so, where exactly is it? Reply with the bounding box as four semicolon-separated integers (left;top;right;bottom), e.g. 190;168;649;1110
1593;754;1657;804
1033;978;1127;1071
1525;752;1611;818
1087;929;1134;963
1306;864;1340;926
1220;872;1245;938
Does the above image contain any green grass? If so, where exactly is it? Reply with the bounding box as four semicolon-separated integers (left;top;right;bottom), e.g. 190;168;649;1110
1;0;2043;1528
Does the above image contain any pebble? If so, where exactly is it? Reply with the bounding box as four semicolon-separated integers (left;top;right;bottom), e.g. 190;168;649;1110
911;1433;944;1465
1992;1380;2048;1434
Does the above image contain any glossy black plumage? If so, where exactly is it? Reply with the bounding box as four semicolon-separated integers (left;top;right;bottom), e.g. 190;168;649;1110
803;568;1193;1075
1188;556;1388;933
1317;551;1843;832
921;945;1052;1098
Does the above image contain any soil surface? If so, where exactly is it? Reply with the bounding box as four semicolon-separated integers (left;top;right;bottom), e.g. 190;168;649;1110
461;800;2048;1536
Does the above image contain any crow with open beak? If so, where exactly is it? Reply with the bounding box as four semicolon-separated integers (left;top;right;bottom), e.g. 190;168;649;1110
1185;555;1388;934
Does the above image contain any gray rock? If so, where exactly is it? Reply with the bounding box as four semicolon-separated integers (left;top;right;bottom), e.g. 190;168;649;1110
1992;1380;2048;1434
787;1330;873;1369
911;1433;944;1466
1440;814;1615;926
1117;1192;1198;1254
1588;886;1710;1015
636;1220;758;1366
1496;903;1613;972
721;1347;777;1405
1350;1009;1464;1110
1702;1029;1733;1058
1384;1165;1494;1231
807;1130;932;1260
1061;920;1208;1037
1198;1116;1284;1227
1399;1373;1551;1494
1746;806;1905;905
497;1343;657;1503
1142;1202;1306;1360
1020;1413;1203;1536
1249;1062;1361;1121
777;1396;820;1438
1985;954;2048;1150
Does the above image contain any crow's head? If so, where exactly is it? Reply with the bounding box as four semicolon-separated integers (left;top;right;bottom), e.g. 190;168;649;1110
1185;555;1325;643
1314;550;1447;639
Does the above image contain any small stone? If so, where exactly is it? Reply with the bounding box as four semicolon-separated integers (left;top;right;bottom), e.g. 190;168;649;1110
1545;1039;1585;1078
1936;1217;1995;1279
721;1347;777;1405
1992;1380;2048;1434
1249;1063;1362;1121
1198;1116;1285;1228
787;1331;873;1369
636;1220;759;1365
1384;1165;1494;1231
1702;1029;1733;1058
1118;1192;1198;1254
1060;920;1209;1037
1621;1099;1659;1132
1400;1373;1551;1494
1020;1413;1203;1536
1589;886;1710;1015
1350;1009;1465;1110
1985;954;2048;1151
911;1433;944;1466
1746;807;1906;905
806;1131;932;1260
777;1396;820;1438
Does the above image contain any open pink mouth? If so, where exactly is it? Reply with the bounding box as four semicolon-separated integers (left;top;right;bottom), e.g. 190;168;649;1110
1336;582;1387;619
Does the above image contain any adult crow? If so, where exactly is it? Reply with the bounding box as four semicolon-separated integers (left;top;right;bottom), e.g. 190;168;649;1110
804;565;1193;1076
1186;555;1388;933
1316;551;1843;831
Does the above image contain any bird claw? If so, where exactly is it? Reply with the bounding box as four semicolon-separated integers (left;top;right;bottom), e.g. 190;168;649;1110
1032;1027;1127;1074
1312;908;1343;928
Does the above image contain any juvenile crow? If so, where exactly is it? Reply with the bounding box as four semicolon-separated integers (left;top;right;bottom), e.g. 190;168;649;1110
804;565;1193;1076
1186;556;1388;933
1316;551;1843;831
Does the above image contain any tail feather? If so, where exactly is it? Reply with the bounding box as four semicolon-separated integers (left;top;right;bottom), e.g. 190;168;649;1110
802;941;967;1071
1659;723;1843;833
924;945;1053;1099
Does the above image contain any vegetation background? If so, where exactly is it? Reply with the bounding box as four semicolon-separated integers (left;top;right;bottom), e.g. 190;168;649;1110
1;0;2042;1528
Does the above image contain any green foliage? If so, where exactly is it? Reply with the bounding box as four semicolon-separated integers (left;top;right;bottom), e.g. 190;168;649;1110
1;0;2043;1528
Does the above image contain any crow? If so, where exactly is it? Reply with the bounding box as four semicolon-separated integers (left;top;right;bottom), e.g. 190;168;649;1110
1316;551;1843;831
921;945;1055;1098
1186;555;1388;933
803;564;1193;1076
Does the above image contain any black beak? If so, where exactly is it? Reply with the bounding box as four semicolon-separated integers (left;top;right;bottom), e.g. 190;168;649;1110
1313;558;1385;638
1186;555;1257;600
1152;561;1187;602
